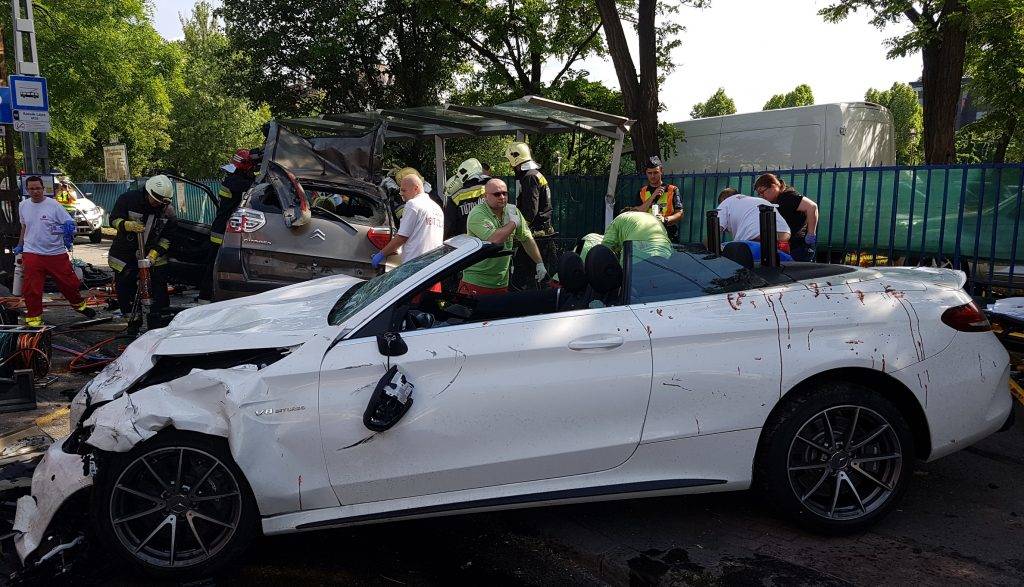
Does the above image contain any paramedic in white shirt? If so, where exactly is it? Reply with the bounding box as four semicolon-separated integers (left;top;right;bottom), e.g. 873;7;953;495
715;187;791;244
371;172;444;268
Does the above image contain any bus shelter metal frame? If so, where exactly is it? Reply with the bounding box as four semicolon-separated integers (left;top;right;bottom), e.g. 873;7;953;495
282;95;633;228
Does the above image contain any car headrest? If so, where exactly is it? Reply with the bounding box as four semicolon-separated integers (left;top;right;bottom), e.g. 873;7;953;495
558;252;587;293
722;241;755;269
585;245;622;294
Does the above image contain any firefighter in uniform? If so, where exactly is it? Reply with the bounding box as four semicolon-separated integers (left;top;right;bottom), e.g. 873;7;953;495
200;149;257;302
630;155;683;241
108;175;176;319
442;158;490;238
506;142;554;290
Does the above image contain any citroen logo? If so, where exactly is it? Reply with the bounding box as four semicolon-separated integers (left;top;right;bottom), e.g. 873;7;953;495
310;229;326;241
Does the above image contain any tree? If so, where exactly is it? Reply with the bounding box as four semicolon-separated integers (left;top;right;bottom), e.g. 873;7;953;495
431;0;606;99
7;1;183;178
865;83;923;164
762;84;814;110
690;88;736;118
166;2;270;178
960;0;1024;163
820;1;969;164
596;0;709;171
219;0;465;116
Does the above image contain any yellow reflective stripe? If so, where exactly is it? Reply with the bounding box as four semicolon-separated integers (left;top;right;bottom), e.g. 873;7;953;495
75;301;88;312
107;257;127;272
452;186;485;204
25;316;42;327
210;234;223;244
157;238;170;248
218;187;232;199
537;174;548;187
111;218;123;229
153;259;168;267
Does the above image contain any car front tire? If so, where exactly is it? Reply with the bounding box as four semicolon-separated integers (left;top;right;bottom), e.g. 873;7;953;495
91;431;259;580
756;381;914;534
90;229;103;243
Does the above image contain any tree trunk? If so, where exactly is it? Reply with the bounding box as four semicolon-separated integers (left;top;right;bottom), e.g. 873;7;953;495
633;0;660;170
920;1;968;164
993;117;1017;164
595;0;661;171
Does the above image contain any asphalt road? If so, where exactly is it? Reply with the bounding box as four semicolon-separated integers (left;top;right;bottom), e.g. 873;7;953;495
2;241;1022;585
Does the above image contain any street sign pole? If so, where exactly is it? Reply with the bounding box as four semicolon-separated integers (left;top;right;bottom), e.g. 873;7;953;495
10;0;48;174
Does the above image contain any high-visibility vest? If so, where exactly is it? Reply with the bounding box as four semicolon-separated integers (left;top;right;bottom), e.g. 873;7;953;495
639;184;677;216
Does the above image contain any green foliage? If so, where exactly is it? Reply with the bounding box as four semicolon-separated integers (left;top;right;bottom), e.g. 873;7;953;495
960;0;1024;162
17;0;184;178
219;0;464;116
432;0;606;97
165;2;270;178
865;83;923;164
763;84;814;110
690;88;736;119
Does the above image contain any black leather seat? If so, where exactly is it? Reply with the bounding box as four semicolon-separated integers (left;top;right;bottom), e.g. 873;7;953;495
556;251;590;310
585;245;623;306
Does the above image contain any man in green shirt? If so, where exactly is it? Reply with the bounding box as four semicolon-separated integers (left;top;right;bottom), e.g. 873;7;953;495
460;179;547;296
602;210;674;261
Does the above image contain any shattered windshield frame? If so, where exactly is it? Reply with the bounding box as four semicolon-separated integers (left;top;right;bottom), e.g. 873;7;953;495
328;245;455;325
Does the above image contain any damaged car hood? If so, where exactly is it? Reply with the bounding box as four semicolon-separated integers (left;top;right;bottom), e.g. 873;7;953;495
77;274;361;409
167;273;361;342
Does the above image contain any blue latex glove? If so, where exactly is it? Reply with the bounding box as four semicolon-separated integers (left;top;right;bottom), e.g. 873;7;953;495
63;221;76;249
804;234;817;246
371;251;386;268
12;244;22;255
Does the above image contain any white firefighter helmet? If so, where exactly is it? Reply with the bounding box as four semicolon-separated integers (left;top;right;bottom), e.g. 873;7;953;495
506;142;532;168
144;174;173;204
444;158;484;197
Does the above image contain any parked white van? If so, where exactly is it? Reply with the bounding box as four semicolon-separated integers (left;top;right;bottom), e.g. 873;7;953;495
664;102;895;173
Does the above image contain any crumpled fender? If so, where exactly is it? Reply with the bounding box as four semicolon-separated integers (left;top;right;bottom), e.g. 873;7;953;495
83;365;265;452
13;441;93;562
15;366;266;563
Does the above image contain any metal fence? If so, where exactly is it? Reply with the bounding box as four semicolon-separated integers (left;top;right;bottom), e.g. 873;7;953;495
78;163;1024;294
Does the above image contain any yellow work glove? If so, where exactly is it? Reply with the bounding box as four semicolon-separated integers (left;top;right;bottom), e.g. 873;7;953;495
146;250;159;262
123;220;145;233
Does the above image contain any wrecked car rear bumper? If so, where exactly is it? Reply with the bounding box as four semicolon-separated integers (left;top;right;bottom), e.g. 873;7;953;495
13;439;93;563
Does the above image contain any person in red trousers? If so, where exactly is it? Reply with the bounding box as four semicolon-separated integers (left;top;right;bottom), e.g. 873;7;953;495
16;175;95;327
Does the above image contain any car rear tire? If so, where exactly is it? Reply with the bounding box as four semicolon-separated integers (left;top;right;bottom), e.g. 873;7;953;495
755;381;914;534
91;430;259;580
90;229;103;243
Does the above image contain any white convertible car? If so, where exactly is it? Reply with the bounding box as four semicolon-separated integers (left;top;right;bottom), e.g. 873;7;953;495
11;235;1014;579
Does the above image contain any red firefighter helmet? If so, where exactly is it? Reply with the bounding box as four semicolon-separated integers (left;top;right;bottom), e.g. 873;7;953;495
222;149;255;173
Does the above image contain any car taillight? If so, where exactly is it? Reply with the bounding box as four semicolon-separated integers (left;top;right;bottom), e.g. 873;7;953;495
941;301;991;332
227;208;266;233
367;227;392;250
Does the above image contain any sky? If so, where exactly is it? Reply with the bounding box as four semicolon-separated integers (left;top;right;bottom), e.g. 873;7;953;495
153;0;922;122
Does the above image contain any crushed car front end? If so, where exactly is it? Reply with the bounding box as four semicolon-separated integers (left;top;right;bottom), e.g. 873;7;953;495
10;274;364;569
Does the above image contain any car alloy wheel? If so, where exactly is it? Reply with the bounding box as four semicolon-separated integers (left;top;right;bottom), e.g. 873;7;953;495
108;446;243;568
786;405;903;521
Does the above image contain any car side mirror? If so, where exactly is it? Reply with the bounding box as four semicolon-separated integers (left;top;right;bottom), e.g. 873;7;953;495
377;331;408;357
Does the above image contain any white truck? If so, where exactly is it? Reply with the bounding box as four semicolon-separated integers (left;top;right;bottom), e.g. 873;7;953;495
664;102;895;173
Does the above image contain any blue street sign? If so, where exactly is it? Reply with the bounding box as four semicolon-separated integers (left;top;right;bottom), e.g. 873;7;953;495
0;88;12;125
8;75;49;112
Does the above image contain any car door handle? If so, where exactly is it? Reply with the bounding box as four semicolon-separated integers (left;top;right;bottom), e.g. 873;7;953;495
568;335;625;351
